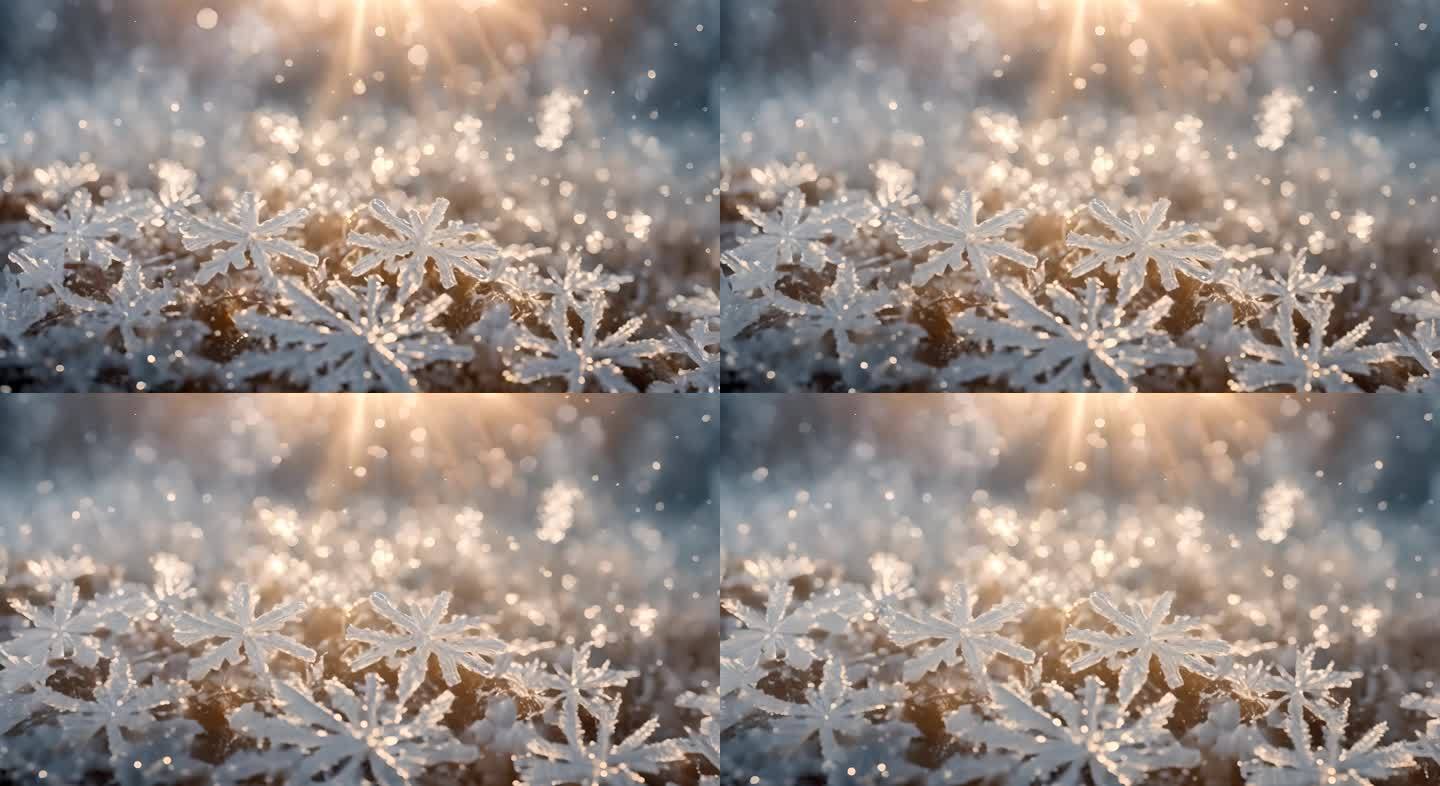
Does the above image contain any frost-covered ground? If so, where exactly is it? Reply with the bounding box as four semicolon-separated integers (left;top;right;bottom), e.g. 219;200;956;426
0;0;718;392
0;394;719;785
720;0;1440;391
718;395;1440;784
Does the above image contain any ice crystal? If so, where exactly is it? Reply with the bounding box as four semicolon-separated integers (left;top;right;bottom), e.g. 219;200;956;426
750;658;903;766
170;582;315;681
534;644;639;714
1258;644;1362;726
721;580;819;670
3;582;115;668
735;191;837;277
1066;591;1230;708
515;697;686;786
14;189;137;270
42;657;189;760
504;297;664;392
774;263;891;359
952;280;1195;391
233;278;473;392
882;582;1034;689
349;198;502;303
346;590;506;704
181;192;319;288
1068;198;1223;304
1402;694;1440;764
893;191;1036;289
223;673;476;785
1242;704;1415;786
1232;302;1394;392
940;678;1200;785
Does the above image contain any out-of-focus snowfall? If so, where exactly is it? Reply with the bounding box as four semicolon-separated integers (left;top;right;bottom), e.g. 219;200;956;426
720;0;1440;392
0;0;718;392
0;394;719;785
719;394;1440;784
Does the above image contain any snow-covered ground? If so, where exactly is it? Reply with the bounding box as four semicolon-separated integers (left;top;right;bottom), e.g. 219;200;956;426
720;0;1440;391
0;394;719;784
0;1;718;392
719;394;1440;784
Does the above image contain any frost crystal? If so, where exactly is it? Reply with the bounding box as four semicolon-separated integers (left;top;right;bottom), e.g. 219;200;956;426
350;198;502;303
181;192;319;288
1068;198;1222;304
224;673;476;785
233;278;474;392
941;678;1200;785
952;280;1196;391
735;191;836;275
42;657;186;759
721;580;818;669
505;297;664;392
774;263;890;359
1258;644;1362;726
535;645;639;714
894;191;1036;288
1066;590;1230;708
1242;704;1415;786
751;658;903;765
170;582;315;681
882;582;1034;690
15;189;137;270
515;697;686;786
3;582;115;668
1233;302;1393;392
346;590;506;704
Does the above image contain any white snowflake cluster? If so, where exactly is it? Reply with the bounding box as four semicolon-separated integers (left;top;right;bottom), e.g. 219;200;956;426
723;173;1436;392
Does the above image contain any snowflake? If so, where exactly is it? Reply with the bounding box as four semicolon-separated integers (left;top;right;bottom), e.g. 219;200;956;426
654;319;719;393
1218;253;1354;317
1258;644;1361;727
504;297;664;393
939;677;1200;786
1068;197;1222;304
170;582;316;681
892;190;1036;289
181;192;318;288
2;581;115;668
1241;703;1415;786
515;697;685;786
774;263;890;360
1393;320;1440;392
14;188;138;270
1402;693;1440;764
41;657;185;759
1066;590;1230;708
734;191;836;275
750;658;903;767
346;590;506;704
5;249;75;304
0;281;52;350
0;651;55;735
70;260;188;354
721;580;819;670
1232;301;1394;392
534;644;639;714
882;583;1035;690
678;693;720;785
951;280;1196;392
232;278;474;392
500;253;632;309
723;249;785;298
222;673;476;785
349;198;502;303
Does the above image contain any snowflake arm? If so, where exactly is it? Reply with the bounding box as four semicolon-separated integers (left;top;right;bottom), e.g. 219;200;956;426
346;590;506;704
893;191;1036;289
181;192;318;288
170;582;315;681
882;583;1035;690
1402;693;1440;764
1066;590;1230;708
1068;198;1221;303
